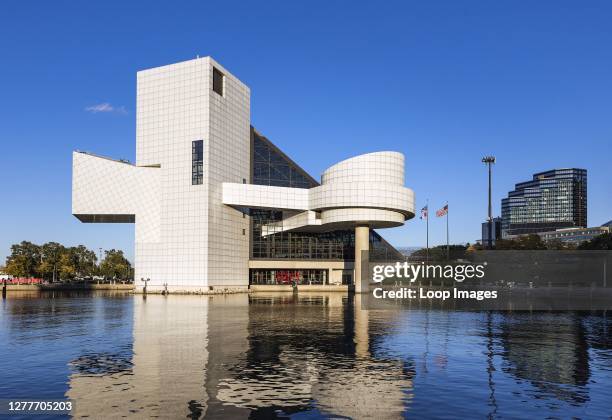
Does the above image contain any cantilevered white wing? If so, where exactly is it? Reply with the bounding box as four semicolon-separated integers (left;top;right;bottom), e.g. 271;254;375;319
72;151;161;243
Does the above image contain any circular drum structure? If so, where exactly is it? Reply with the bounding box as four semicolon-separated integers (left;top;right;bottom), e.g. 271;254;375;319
311;152;415;230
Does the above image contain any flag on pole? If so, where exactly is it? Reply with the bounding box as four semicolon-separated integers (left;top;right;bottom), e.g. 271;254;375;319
420;205;428;219
436;204;448;217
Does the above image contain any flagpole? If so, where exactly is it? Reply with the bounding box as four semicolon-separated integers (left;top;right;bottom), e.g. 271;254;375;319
446;202;449;261
426;199;429;264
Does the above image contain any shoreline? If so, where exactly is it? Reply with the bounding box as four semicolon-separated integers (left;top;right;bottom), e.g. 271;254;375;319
2;283;351;294
3;284;135;292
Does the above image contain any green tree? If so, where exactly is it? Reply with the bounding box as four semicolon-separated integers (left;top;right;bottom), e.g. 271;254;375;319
39;242;65;282
59;253;76;279
36;260;54;279
495;234;546;250
411;244;468;261
5;254;30;277
4;241;40;277
545;239;576;250
4;242;129;281
578;232;612;250
100;249;132;280
66;245;97;277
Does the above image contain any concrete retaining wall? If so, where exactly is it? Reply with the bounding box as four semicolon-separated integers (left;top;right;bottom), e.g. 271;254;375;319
298;284;348;292
133;286;251;295
3;283;348;294
4;284;134;292
250;285;294;292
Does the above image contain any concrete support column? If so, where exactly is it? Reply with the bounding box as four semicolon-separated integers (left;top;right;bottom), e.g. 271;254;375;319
354;293;370;357
354;225;370;293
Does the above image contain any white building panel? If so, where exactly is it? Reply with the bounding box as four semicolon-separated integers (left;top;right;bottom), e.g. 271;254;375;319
222;183;309;211
72;152;160;244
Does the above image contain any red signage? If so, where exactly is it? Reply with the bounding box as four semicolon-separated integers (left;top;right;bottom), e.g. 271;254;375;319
274;271;301;284
4;278;43;285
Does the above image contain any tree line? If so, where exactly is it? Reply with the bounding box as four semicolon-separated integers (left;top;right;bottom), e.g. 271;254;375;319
409;232;611;261
490;232;612;251
2;241;133;282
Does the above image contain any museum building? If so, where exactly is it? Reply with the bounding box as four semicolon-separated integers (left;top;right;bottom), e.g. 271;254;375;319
72;57;415;292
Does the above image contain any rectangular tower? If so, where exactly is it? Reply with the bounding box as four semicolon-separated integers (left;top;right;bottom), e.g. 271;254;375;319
134;57;250;291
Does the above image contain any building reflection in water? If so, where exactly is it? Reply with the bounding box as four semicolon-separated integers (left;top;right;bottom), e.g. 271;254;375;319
68;296;212;418
497;313;591;404
63;292;607;418
66;293;413;419
211;294;414;419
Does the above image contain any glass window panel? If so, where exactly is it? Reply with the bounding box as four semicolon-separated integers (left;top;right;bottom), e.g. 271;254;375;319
192;140;204;185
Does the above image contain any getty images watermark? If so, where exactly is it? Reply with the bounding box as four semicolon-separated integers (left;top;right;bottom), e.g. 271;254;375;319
361;251;612;310
370;261;497;301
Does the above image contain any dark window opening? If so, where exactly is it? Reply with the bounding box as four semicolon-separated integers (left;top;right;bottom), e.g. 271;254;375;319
342;271;353;285
192;140;204;185
213;67;224;96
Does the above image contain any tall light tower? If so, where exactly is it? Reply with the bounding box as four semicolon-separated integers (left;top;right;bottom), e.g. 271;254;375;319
482;156;496;248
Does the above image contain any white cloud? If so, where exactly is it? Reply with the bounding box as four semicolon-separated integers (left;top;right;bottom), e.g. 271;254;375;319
85;103;128;114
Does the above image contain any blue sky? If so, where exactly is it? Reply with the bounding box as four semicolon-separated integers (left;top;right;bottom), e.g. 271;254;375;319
1;1;611;263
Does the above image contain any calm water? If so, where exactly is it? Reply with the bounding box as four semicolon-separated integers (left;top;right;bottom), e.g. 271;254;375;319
1;292;611;419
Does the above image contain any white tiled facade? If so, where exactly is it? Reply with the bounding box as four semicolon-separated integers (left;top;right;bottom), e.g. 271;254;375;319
136;58;250;291
222;184;310;211
74;57;250;292
72;57;414;292
72;153;161;244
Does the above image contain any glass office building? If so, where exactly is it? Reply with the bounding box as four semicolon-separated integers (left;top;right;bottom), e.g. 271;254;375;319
481;217;502;246
501;169;587;237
